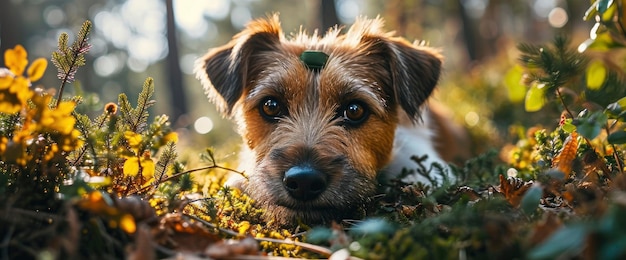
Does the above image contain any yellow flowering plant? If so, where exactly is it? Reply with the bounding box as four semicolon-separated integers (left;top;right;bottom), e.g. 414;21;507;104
0;44;81;167
0;20;189;256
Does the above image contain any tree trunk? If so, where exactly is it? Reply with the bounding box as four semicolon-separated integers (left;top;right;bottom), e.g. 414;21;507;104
0;0;22;57
320;0;339;30
165;0;187;123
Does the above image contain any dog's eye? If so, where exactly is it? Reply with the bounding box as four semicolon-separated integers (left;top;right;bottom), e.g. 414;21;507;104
260;97;283;120
343;102;368;124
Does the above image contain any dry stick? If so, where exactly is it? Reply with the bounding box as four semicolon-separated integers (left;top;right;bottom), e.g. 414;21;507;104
183;213;336;258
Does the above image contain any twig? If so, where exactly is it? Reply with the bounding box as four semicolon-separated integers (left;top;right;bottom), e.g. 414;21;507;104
604;124;623;176
129;164;245;195
555;88;575;119
183;213;335;257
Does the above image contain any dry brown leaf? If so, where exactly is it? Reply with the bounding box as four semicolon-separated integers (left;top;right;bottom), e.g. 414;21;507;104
582;150;611;182
551;131;579;178
154;213;222;253
498;175;532;207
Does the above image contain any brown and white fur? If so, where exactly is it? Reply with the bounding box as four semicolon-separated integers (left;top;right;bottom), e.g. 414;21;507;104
195;15;468;227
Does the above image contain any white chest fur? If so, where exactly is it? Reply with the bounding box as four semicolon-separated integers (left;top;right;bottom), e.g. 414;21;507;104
381;110;451;186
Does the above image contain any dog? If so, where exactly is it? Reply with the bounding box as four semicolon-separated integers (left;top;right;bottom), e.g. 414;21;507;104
195;14;469;227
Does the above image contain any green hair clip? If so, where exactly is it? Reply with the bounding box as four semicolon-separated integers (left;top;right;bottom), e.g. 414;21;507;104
299;50;329;70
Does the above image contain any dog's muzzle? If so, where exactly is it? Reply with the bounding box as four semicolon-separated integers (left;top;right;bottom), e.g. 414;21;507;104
282;165;327;201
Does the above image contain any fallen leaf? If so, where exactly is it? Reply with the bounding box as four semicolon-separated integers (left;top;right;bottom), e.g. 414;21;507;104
498;175;533;207
552;131;579;178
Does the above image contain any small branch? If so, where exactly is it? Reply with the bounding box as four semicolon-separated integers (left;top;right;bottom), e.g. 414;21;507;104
128;164;245;195
555;88;575;119
55;42;83;108
183;213;335;258
604;124;624;175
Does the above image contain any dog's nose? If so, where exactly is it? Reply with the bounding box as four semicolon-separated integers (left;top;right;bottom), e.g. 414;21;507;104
283;166;327;201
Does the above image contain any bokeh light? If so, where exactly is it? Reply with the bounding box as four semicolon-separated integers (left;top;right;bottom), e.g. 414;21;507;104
194;116;214;134
548;7;568;28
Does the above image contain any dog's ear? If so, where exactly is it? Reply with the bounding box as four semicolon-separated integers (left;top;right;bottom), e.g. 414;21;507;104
195;15;283;116
349;17;442;121
385;42;442;120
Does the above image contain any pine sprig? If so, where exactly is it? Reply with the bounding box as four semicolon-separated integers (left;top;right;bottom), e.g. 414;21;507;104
118;93;135;130
133;77;156;133
154;142;177;185
117;78;155;133
51;20;92;108
517;36;587;92
70;113;95;166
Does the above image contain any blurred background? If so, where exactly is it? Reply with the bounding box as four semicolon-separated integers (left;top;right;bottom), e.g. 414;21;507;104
0;0;591;160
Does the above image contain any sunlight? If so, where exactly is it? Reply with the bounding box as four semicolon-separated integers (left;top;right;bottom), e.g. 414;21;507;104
174;0;229;38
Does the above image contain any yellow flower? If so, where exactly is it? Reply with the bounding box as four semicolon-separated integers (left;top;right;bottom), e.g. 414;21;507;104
25;94;77;135
124;131;143;154
59;129;83;151
0;45;47;114
0;136;7;155
44;143;60;161
161;131;178;144
4;45;28;76
27;58;47;82
123;151;155;179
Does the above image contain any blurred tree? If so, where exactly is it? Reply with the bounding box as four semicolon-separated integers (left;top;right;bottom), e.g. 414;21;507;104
320;0;340;30
165;0;187;122
0;0;22;52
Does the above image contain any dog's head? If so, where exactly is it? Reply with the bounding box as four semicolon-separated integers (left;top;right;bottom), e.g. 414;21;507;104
195;14;442;227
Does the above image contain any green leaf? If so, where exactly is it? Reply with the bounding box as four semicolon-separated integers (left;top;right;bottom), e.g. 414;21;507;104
529;224;588;259
520;183;542;215
525;82;546;112
601;2;616;22
605;102;622;116
351;218;395;236
574;111;608;139
596;0;615;22
608;130;626;144
305;227;333;244
299;50;329;70
504;65;527;103
562;121;577;133
586;60;607;90
616;96;626;108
